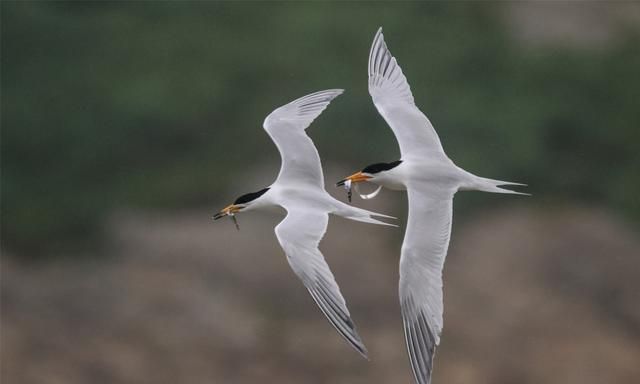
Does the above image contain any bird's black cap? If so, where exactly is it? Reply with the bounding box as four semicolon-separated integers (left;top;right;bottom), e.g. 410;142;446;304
362;160;402;174
234;187;270;205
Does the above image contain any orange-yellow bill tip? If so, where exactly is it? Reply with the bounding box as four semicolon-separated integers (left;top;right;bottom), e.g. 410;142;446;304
336;171;371;186
213;204;240;220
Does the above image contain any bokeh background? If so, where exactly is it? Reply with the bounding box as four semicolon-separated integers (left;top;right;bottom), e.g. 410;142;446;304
2;2;640;384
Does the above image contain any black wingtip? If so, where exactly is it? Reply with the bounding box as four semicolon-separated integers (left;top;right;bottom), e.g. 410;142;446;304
347;327;369;360
308;285;370;360
355;342;369;360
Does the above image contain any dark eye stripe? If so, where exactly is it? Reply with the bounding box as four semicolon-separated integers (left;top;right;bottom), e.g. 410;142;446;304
362;160;402;174
234;187;270;205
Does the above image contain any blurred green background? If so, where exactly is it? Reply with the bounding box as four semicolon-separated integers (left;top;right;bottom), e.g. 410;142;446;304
3;1;639;255
2;2;640;384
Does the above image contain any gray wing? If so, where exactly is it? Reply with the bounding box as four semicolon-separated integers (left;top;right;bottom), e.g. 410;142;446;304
399;186;454;384
368;28;445;158
263;89;343;188
274;207;368;358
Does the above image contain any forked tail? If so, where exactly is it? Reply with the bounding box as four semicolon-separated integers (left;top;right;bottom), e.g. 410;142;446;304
467;176;530;195
333;201;397;226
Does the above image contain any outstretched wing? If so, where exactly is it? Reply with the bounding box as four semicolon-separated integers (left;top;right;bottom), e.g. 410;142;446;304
368;28;445;158
263;89;343;188
399;185;455;384
274;207;368;358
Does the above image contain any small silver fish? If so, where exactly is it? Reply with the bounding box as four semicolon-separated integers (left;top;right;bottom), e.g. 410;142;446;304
230;213;240;231
343;179;353;202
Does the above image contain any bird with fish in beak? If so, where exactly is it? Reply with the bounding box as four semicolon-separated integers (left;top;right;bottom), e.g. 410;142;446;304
336;161;404;201
213;188;271;230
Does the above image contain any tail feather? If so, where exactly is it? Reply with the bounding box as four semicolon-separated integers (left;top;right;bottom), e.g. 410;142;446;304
333;202;398;227
471;177;530;196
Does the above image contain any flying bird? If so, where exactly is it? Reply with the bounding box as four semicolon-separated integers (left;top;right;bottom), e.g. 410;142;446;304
214;89;395;358
337;29;528;384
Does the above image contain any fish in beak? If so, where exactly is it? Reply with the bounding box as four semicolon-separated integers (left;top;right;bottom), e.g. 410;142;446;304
213;204;241;230
336;172;372;202
336;171;371;187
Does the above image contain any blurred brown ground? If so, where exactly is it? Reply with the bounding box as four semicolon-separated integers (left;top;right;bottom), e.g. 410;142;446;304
3;196;639;384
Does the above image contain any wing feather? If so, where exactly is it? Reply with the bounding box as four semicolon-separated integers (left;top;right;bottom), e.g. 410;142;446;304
264;89;344;131
275;208;368;358
399;186;454;384
263;89;343;187
368;28;444;157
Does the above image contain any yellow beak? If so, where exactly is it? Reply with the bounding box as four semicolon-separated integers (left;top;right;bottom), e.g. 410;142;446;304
336;171;371;186
213;204;241;220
